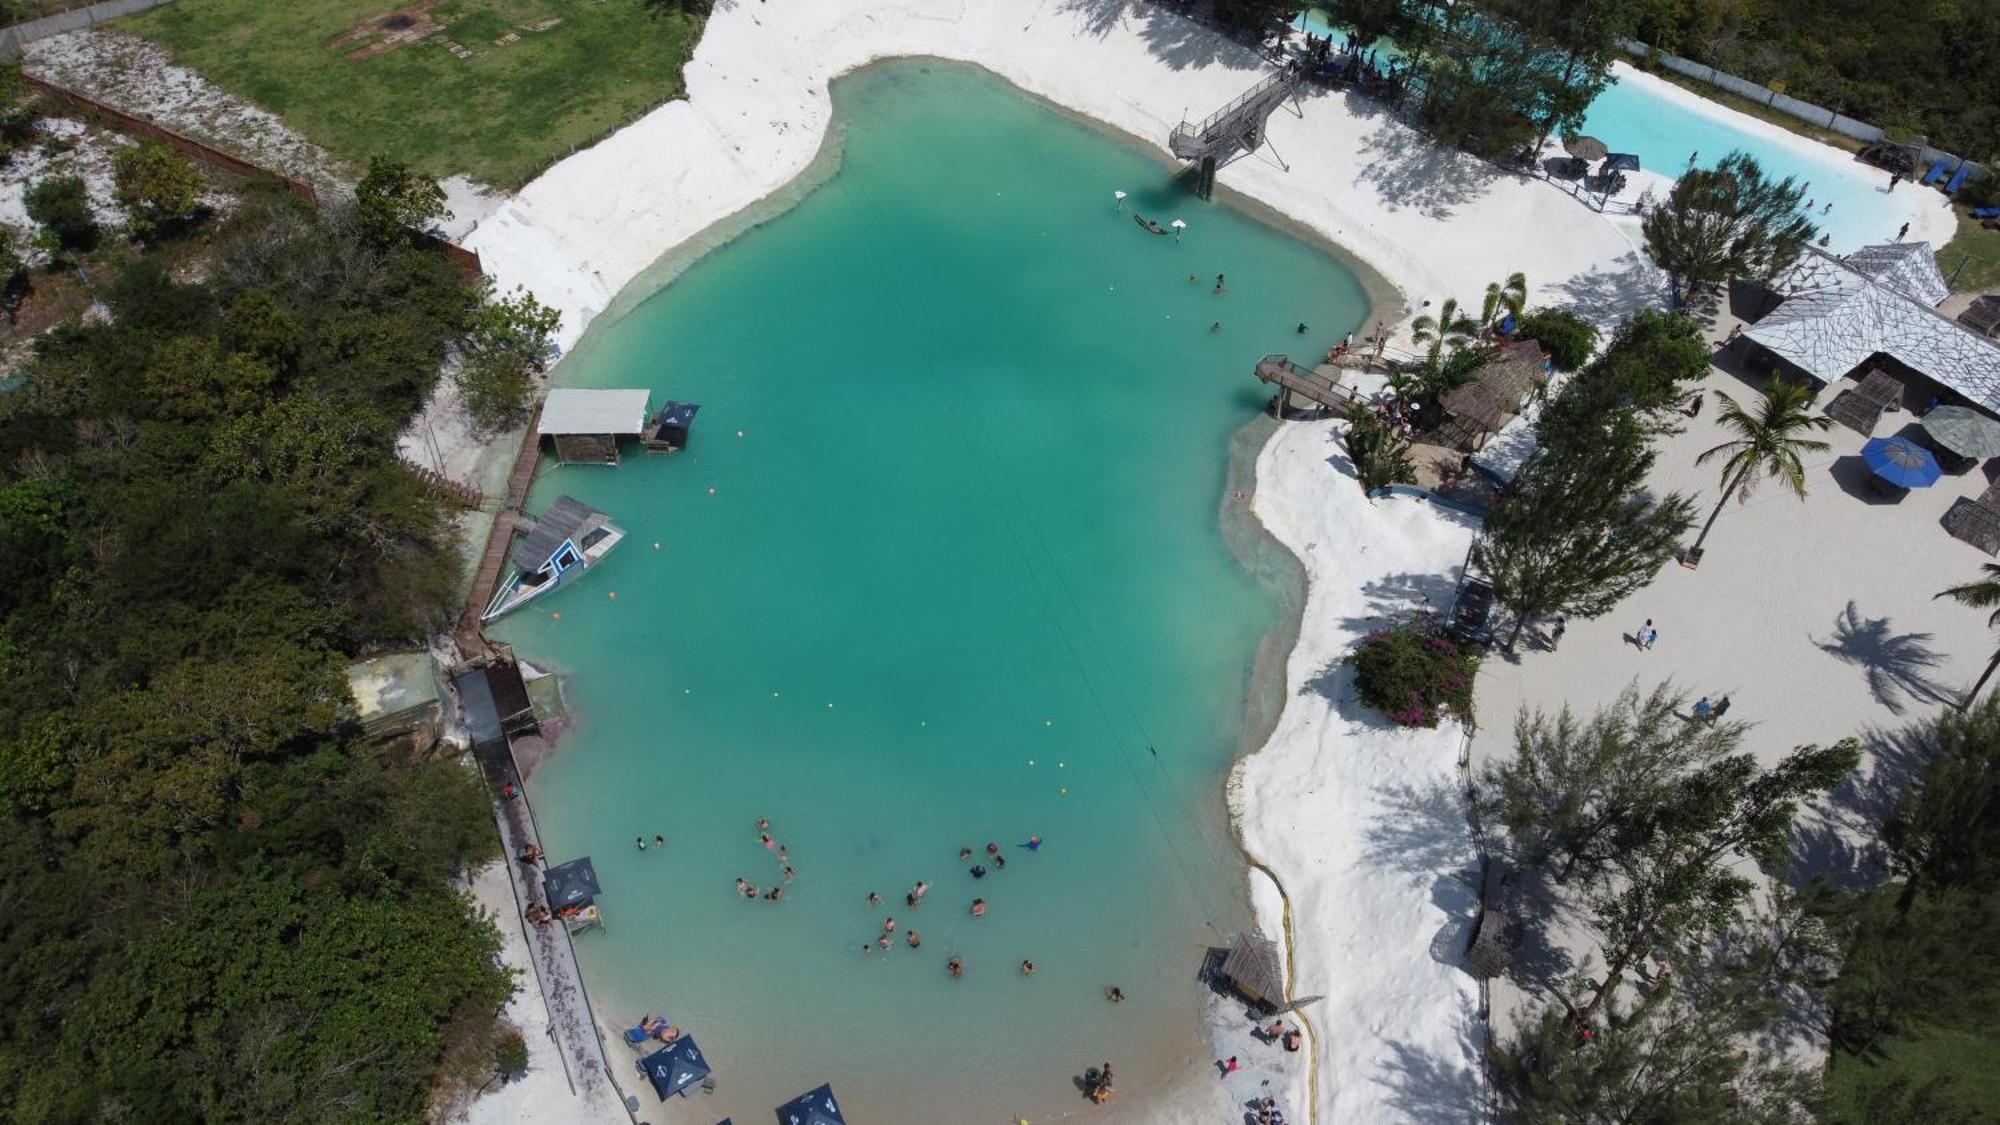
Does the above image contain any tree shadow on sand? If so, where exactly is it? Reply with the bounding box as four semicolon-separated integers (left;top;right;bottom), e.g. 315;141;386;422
1813;600;1954;716
1336;570;1464;637
1363;779;1479;879
1788;716;1939;889
1375;1039;1484;1125
1543;252;1667;326
1053;0;1256;72
1352;119;1498;220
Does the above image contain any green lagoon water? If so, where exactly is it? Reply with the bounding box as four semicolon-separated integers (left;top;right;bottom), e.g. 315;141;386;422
492;61;1369;1123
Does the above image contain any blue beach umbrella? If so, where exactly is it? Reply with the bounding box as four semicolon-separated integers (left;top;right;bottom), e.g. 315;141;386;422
1862;435;1942;489
637;1036;710;1100
775;1082;847;1125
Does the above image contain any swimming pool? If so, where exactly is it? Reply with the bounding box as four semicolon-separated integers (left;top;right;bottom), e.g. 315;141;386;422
492;60;1369;1124
1295;9;1917;251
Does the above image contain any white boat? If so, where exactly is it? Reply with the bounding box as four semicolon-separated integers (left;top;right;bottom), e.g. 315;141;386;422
483;495;625;621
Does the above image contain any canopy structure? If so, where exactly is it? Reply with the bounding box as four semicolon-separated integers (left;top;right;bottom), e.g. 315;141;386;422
1438;340;1549;450
1601;153;1640;173
638;1036;710;1100
1563;135;1606;162
543;857;601;911
1746;244;2000;412
1863;435;1942;489
1923;405;2000;459
775;1083;846;1125
540;388;651;464
1217;933;1286;1008
644;400;702;452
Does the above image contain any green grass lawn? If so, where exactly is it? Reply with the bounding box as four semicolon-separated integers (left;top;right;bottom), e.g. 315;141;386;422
1941;209;2000;295
118;0;701;189
1825;1021;2000;1120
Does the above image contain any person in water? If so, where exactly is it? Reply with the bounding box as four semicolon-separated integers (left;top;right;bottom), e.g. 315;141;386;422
765;886;784;901
986;843;1000;856
970;864;986;879
1106;986;1124;1003
1021;836;1042;851
970;898;987;917
959;847;974;862
882;917;896;933
735;877;753;897
635;836;647;851
1296;322;1309;333
907;929;922;948
783;864;796;883
756;816;770;833
1021;960;1035;975
948;958;964;978
877;934;892;951
1214;273;1226;292
992;853;1006;870
653;834;665;849
867;891;882;907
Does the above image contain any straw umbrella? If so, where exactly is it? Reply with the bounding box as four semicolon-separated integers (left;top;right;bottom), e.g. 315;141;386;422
1923;406;2000;460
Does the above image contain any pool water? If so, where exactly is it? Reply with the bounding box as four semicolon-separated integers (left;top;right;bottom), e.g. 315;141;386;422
1296;7;1903;250
493;61;1369;1123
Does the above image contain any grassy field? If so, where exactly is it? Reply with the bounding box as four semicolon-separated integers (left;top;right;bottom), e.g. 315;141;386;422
119;0;700;189
1942;209;2000;295
1825;1021;2000;1120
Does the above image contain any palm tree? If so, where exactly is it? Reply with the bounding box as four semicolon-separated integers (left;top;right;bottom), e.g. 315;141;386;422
1481;271;1527;333
1687;380;1831;556
1410;297;1476;362
1937;563;2000;706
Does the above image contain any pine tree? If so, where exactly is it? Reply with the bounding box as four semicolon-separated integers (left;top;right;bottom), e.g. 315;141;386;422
1642;151;1816;303
1472;407;1694;648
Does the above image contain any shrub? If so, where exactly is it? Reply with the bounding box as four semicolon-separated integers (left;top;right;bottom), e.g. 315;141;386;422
493;1028;529;1082
1344;405;1417;493
24;174;97;252
1345;613;1481;728
114;142;204;240
1514;307;1600;373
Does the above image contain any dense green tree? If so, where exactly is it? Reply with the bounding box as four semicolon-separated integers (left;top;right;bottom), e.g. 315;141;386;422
1472;403;1694;647
457;286;560;432
1686;379;1832;557
1642;151;1815;303
24;174;98;253
354;155;449;246
1343;402;1417;492
1480;271;1528;332
113;141;205;239
1409;295;1477;360
1481;682;1743;881
1512;307;1599;372
1323;0;1412;47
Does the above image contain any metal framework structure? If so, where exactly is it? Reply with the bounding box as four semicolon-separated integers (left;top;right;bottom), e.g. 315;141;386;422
1169;67;1304;198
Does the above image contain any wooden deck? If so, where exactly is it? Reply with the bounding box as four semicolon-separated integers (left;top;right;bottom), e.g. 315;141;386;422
457;404;544;648
1255;354;1364;414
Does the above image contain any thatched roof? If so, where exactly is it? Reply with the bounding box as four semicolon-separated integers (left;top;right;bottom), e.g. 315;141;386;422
1441;340;1548;434
1943;497;2000;556
1219;933;1285;1004
1824;388;1889;436
1960;296;2000;340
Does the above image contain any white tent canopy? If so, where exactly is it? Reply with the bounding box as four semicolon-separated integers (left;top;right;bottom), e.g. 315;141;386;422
1746;244;2000;413
539;388;651;436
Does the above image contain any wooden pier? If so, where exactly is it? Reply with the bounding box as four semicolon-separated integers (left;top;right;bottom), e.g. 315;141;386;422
1255;353;1364;416
457;404;545;648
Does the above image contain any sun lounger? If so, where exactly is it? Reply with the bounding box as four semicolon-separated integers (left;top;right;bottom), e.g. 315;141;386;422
1946;164;1972;193
1921;159;1949;186
1971;205;2000;220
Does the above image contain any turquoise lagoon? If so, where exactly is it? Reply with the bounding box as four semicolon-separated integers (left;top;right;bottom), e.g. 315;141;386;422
492;62;1370;1123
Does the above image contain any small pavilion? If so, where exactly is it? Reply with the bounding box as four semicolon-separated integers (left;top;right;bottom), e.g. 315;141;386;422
539;388;650;464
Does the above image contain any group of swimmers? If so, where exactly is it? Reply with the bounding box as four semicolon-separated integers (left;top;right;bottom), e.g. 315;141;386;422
733;816;796;903
856;836;1049;978
633;833;665;851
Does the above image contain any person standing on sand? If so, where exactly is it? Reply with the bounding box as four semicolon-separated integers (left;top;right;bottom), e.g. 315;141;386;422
1898;221;1911;241
1692;696;1713;723
1221;1056;1240;1075
1713;696;1732;720
1550;615;1566;651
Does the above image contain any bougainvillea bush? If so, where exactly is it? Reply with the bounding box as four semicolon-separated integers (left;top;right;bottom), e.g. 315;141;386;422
1344;613;1480;728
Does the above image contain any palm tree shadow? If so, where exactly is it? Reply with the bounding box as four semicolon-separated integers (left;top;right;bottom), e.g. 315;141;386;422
1813;600;1953;715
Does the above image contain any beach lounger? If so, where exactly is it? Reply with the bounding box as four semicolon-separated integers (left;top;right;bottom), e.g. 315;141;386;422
1946;164;1972;193
1971;206;2000;219
1921;159;1949;186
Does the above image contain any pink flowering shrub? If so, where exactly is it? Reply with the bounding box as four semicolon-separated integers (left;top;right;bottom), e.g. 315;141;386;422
1343;614;1480;728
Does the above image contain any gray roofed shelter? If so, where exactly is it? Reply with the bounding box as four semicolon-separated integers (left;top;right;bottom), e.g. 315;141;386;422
1744;244;2000;413
512;495;611;573
539;388;651;464
1216;933;1286;1009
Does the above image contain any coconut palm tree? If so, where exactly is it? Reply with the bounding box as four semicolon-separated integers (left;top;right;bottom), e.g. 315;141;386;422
1687;380;1831;556
1481;271;1528;333
1410;297;1476;362
1937;563;2000;706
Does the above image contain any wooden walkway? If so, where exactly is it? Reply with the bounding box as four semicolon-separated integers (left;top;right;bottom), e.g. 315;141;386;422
457;405;544;647
1255;354;1364;415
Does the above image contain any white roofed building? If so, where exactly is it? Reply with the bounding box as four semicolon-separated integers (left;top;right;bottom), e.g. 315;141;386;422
538;387;651;463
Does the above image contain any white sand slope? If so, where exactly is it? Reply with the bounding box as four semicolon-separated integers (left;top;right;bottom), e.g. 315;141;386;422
1237;427;1486;1123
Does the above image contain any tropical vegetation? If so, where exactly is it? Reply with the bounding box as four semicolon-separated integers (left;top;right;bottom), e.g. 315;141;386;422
1687;379;1833;558
1642;151;1817;305
1345;613;1481;727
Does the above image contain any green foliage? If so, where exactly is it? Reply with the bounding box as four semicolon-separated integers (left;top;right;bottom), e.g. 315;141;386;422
355;155;449;246
1512;307;1599;372
0;188;505;1122
113;142;205;240
457;286;560;433
494;1028;529;1081
0;67;38;157
1935;564;2000;704
24;174;98;253
1480;682;1742;881
1634;0;2000;163
1343;403;1417;493
1642;151;1816;300
1689;379;1832;554
1344;613;1481;727
1882;694;2000;898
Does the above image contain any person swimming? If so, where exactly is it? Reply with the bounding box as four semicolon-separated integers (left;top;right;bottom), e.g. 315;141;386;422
906;890;919;907
877;934;892;951
985;843;1000;856
959;847;974;862
1296;322;1309;333
756;817;770;833
992;853;1006;870
653;834;664;848
1021;960;1035;975
1020;836;1041;851
1106;986;1124;1003
970;898;987;917
783;865;796;882
970;865;986;879
907;930;922;948
948;957;964;978
735;877;752;897
867;891;882;907
635;836;647;851
764;886;784;901
882;917;896;933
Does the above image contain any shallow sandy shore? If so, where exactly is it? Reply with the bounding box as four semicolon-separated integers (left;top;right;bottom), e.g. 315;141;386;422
456;3;1963;1121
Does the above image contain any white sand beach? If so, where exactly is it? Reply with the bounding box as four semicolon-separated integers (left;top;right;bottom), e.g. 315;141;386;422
446;3;1975;1122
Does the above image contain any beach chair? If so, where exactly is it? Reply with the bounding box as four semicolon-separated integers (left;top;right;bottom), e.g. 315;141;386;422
1921;158;1949;186
1946;164;1973;194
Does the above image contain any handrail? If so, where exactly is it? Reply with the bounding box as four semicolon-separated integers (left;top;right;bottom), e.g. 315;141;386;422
1172;67;1297;142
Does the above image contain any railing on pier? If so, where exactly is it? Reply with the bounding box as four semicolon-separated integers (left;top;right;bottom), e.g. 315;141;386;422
1255;353;1364;414
1169;67;1303;161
